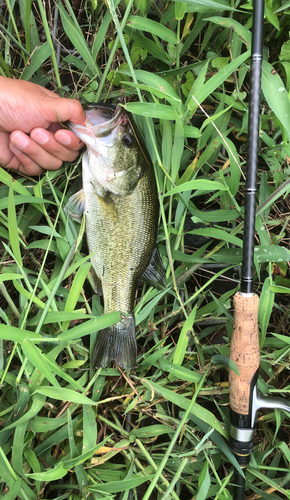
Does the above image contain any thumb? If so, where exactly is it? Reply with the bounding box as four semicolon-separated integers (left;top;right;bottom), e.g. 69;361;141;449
51;98;87;127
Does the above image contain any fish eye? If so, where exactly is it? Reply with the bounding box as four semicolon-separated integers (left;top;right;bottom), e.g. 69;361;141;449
122;134;135;148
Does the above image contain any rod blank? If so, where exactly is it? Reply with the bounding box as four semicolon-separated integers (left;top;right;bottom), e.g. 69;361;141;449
240;0;264;294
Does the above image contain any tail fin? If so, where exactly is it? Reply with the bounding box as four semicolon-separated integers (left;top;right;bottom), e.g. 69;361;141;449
92;315;136;370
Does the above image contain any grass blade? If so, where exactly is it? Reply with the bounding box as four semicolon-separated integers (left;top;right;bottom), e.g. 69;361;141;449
8;180;22;267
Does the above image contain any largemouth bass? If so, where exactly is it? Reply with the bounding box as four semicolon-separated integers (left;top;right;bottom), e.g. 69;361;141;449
65;104;165;370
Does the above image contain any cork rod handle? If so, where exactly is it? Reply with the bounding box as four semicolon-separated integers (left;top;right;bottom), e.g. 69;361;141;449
229;293;260;415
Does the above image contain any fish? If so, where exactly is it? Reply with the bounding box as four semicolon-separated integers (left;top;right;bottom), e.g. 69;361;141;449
65;104;165;370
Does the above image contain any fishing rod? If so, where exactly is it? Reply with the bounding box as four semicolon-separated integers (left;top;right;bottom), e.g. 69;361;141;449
228;1;290;498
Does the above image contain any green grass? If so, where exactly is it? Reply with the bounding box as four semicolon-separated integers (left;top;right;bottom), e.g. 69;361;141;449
1;0;290;498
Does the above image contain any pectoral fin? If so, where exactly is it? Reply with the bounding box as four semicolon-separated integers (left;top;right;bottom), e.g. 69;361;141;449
64;189;86;222
141;247;166;290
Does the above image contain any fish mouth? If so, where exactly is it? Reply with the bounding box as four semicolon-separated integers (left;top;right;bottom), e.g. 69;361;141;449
69;104;128;143
86;104;124;134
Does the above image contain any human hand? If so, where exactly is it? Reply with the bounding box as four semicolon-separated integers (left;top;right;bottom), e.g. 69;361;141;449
0;76;87;176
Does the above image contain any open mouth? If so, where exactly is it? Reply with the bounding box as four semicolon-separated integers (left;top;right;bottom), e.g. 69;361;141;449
68;104;130;147
85;104;127;136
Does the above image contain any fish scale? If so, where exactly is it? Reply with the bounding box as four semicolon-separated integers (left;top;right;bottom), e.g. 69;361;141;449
65;104;164;370
87;185;157;315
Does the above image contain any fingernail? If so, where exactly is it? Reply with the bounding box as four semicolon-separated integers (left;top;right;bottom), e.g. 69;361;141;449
11;132;29;149
56;130;72;146
31;129;49;145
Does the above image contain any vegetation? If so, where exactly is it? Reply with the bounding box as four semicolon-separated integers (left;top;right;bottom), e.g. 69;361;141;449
1;0;290;498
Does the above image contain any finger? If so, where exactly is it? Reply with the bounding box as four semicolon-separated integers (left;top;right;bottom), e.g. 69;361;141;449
10;131;63;171
10;130;79;172
7;144;45;176
42;98;86;128
18;162;45;176
0;131;16;168
30;128;81;161
46;124;85;151
55;129;84;151
0;131;33;174
54;99;87;126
